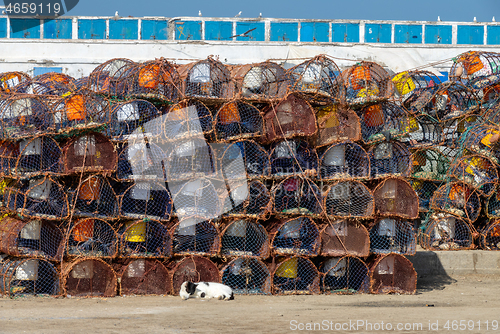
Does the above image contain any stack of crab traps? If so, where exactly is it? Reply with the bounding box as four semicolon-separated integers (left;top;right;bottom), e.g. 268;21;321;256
0;50;498;298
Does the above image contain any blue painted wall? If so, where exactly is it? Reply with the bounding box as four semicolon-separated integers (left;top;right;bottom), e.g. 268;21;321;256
425;25;452;44
141;20;168;40
487;26;500;45
395;24;422;44
78;19;106;39
270;22;298;41
43;19;72;39
365;24;391;43
331;23;359;43
109;19;138;40
0;18;7;38
10;19;40;38
457;25;484;45
33;67;62;76
205;21;233;41
300;22;329;42
235;21;265;41
175;21;202;40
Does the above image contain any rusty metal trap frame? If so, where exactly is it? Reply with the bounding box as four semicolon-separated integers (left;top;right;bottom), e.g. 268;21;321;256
320;256;370;294
368;141;412;180
447;154;498;196
317;141;370;181
373;177;419;219
4;176;69;220
62;258;117;297
9;135;62;178
410;147;451;181
169;255;221;295
442;114;480;149
0;216;63;261
269;139;318;179
220;257;272;294
219;218;270;258
34;72;76;89
479;83;500;109
402;114;444;148
65;218;119;258
0;140;20;177
261;93;317;144
409;179;442;212
268;217;321;257
62;132;117;175
178;57;234;101
12;79;72;97
171;216;221;257
480;219;500;250
169;177;222;219
214;100;264;142
164;99;213;141
116;258;171;296
0;72;31;93
287;55;343;104
271;256;320;295
342;61;393;106
71;175;118;219
450;51;500;82
271;176;323;217
116;140;167;181
462;124;500;164
485;186;500;219
391;70;442;102
369;254;416;295
216;140;270;180
324;180;374;219
118;219;171;258
319;219;369;257
88;58;136;97
231;61;289;101
369;218;416;255
315;104;362;147
0;95;55;139
358;102;410;145
419;215;474;251
430;181;481;223
0;257;60;297
118;180;172;222
126;58;182;102
221;179;271;220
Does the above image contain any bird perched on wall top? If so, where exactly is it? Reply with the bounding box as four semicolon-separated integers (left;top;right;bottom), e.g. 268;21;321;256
258;13;262;18
199;10;202;17
235;11;242;17
437;16;441;22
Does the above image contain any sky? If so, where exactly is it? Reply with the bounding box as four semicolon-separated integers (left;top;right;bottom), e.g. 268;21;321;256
64;0;500;22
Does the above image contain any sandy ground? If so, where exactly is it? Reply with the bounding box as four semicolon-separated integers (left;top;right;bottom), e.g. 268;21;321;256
0;275;499;334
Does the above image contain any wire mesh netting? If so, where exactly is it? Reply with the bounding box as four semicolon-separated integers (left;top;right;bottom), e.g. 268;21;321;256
272;256;320;295
0;257;59;296
315;104;362;147
448;154;498;196
409;179;442;212
170;178;221;219
116;141;166;181
65;218;118;258
391;70;442;102
420;215;473;250
368;141;411;179
119;220;171;258
164;138;216;181
486;186;500;218
442;115;479;149
320;219;370;257
0;140;19;177
218;140;270;179
12;79;70;96
369;218;416;255
269;139;318;178
480;219;500;250
369;254;416;294
324;180;374;218
343;61;393;105
463;124;500;164
410;147;451;181
170;256;220;295
430;182;481;223
62;258;117;297
373;177;419;219
220;219;270;258
72;175;118;219
232;61;289;100
450;51;500;82
221;180;271;219
15;135;63;177
320;256;370;294
164;99;213;140
359;102;410;144
171;217;220;256
88;58;136;97
318;141;370;180
214;100;263;142
271;176;323;217
0;72;31;93
269;217;321;256
221;257;272;294
118;259;171;296
402;114;444;148
119;181;172;221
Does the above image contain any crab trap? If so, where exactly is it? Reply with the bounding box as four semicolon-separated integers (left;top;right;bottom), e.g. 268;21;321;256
119;181;172;221
62;132;117;174
221;257;271;294
13;79;70;96
269;217;321;257
369;218;416;255
318;141;370;180
164;138;216;181
35;72;75;90
0;140;19;176
442;115;479;149
4;176;69;220
220;219;270;258
0;258;59;296
480;219;500;250
402;114;444;148
373;177;419;219
315;104;362;147
170;178;221;219
463;124;500;164
118;220;171;258
89;58;136;97
269;139;318;178
171;216;220;256
218;140;270;179
448;154;498;196
481;83;500;109
320;256;370;294
170;256;220;295
368;141;411;179
369;254;416;294
221;180;271;219
409;179;441;212
0;216;62;260
0;72;31;93
214;100;263;142
0;95;54;139
359;102;410;144
272;256;320;295
343;61;393;105
231;61;289;100
62;258;117;297
178;57;234;100
320;219;369;257
430;182;481;223
164;99;213;140
486;187;500;219
324;181;374;219
287;55;342;103
65;218;118;258
118;259;171;296
262;94;317;143
116;140;166;181
14;135;63;177
420;215;473;250
410;147;450;181
391;70;442;102
127;58;182;102
107;100;162;141
450;51;500;82
72;175;118;219
271;176;323;217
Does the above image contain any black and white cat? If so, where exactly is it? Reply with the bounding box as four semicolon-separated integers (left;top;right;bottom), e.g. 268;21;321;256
179;281;234;300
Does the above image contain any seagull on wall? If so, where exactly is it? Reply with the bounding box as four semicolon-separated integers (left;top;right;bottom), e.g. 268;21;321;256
114;11;121;20
235;11;242;17
437;16;441;22
473;17;477;22
199;10;202;17
258;13;262;18
493;16;496;22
